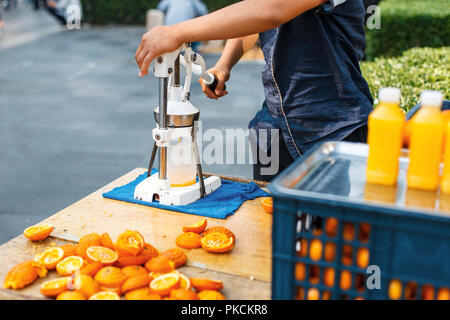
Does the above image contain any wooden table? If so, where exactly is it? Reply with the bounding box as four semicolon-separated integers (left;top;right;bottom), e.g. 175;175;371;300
0;168;272;300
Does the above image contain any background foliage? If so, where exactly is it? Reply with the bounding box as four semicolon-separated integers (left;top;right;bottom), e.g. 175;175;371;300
365;0;450;60
361;47;449;112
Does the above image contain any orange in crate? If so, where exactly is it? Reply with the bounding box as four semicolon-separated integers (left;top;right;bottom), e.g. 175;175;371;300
89;291;120;300
324;242;336;262
94;266;127;288
421;284;435;300
86;246;118;265
182;218;207;233
76;233;101;258
437;288;450;300
4;261;47;290
23;223;54;242
121;273;151;293
57;291;86;300
324;268;335;287
35;247;65;270
170;288;199;300
356;247;370;269
176;232;203;249
388;279;402;300
56;256;84;276
198;290;226;300
325;218;338;237
340;270;352;291
201;232;234;253
40;277;70;297
307;288;320;300
149;273;180;296
161;248;187;268
114;230;145;256
309;239;322;261
261;197;273;214
295;263;305;281
145;255;175;274
190;278;223;291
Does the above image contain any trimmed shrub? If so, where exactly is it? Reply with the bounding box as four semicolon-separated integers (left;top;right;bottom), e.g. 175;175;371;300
80;0;238;25
365;0;450;60
361;47;449;112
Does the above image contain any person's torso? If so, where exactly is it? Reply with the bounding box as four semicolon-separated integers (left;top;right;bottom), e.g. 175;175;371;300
164;0;200;25
254;0;373;157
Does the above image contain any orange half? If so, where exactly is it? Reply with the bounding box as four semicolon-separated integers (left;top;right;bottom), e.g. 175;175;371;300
201;232;234;253
35;247;65;270
89;291;120;300
24;223;54;241
56;256;84;276
261;197;273;214
40;277;71;297
149;273;180;296
114;230;145;256
86;246;118;264
182;218;207;233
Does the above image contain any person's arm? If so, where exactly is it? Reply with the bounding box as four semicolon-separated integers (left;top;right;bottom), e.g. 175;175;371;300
135;0;326;76
200;34;259;99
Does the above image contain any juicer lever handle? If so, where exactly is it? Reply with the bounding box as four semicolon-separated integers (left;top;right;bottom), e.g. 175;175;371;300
205;73;227;94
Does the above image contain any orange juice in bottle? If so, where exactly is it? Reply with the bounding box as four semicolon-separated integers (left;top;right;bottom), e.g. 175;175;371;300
366;87;404;186
407;91;444;191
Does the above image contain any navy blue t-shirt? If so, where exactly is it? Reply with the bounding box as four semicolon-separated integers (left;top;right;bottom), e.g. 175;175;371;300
249;0;373;158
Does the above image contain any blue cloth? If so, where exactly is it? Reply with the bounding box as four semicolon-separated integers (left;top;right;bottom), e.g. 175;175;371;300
102;170;269;219
250;0;373;159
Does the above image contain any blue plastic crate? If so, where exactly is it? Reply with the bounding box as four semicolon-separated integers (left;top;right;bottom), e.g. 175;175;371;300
269;142;450;300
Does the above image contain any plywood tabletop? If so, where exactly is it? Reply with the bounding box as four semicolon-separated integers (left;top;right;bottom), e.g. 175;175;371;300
0;168;272;300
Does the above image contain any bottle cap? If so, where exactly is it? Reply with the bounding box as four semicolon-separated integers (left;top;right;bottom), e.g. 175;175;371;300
420;90;443;108
379;87;401;103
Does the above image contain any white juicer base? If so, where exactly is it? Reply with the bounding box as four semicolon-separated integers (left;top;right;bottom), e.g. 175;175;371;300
134;173;221;206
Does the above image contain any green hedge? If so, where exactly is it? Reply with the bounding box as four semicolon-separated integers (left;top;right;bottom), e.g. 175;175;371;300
365;0;450;60
361;47;449;112
80;0;238;25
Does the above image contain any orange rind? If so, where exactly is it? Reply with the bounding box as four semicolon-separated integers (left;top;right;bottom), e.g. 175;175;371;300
125;287;161;300
170;288;199;300
121;273;151;293
145;255;175;274
149;273;180;296
56;256;84;276
161;248;187;268
86;246;118;265
190;278;223;292
94;266;127;288
40;277;71;297
114;230;145;256
175;232;203;249
35;247;65;270
201;232;234;253
182;218;207;234
24;223;54;242
80;262;103;277
73;274;99;299
76;233;101;258
261;197;273;214
198;290;226;300
59;244;78;257
4;261;47;290
121;265;148;278
203;226;236;242
99;233;115;250
89;291;120;300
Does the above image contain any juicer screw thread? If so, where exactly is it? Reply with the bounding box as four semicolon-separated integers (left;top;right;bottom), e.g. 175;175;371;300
191;53;197;62
157;56;163;63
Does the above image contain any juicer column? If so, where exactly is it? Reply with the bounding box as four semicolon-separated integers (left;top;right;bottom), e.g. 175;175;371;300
158;77;168;180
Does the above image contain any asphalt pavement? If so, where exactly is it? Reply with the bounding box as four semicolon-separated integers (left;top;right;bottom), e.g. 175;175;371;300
0;5;265;244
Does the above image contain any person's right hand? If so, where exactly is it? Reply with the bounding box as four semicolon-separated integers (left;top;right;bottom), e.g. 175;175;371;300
199;64;230;100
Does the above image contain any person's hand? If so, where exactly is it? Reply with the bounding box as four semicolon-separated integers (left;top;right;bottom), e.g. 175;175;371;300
198;64;230;100
135;25;183;77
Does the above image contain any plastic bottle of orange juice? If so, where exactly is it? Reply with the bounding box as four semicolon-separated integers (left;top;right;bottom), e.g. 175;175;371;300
407;91;444;191
366;87;404;186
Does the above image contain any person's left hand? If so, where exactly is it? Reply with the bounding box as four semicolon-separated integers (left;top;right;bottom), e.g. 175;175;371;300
135;25;183;77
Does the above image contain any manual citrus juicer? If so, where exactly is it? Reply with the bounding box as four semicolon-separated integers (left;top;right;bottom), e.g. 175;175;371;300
134;44;222;205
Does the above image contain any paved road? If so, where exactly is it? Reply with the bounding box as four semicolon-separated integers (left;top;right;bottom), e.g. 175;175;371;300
0;6;264;244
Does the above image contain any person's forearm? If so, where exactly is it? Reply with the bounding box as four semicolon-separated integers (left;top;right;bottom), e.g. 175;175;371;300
216;34;259;71
173;0;326;44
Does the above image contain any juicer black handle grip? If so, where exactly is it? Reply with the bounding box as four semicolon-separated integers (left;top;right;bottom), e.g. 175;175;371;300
207;76;226;94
